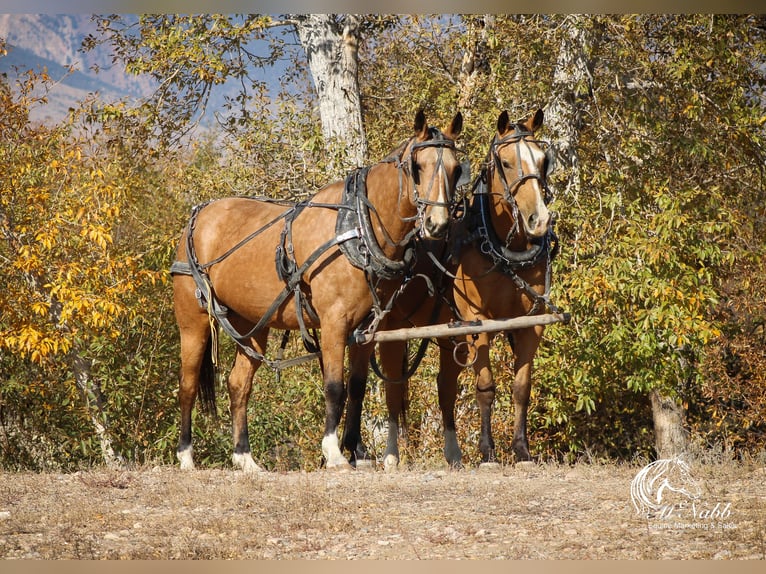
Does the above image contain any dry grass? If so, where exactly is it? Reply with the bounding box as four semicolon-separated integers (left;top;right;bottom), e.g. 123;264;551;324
0;460;763;559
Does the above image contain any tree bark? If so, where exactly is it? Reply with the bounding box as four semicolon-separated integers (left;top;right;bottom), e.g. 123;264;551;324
457;15;494;114
293;14;367;176
73;355;122;468
650;389;688;459
545;15;595;198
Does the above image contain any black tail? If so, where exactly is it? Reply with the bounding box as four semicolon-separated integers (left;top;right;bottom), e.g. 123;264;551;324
198;336;217;418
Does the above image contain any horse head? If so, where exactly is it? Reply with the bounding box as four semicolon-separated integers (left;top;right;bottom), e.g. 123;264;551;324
404;110;464;239
491;109;553;240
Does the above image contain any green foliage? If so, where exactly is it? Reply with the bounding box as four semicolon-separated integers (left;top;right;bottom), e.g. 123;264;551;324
529;15;765;459
88;14;282;146
247;361;326;471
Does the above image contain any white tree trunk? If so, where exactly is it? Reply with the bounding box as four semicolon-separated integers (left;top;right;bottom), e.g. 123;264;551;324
293;14;367;176
457;15;494;114
545;14;595;198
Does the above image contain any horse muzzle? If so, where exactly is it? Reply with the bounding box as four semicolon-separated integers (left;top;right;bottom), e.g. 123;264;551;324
424;211;450;239
524;206;551;238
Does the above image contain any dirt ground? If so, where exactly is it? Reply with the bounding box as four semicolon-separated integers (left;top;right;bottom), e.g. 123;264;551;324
0;460;764;560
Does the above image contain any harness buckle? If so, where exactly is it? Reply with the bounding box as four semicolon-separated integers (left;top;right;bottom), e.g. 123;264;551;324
194;287;205;309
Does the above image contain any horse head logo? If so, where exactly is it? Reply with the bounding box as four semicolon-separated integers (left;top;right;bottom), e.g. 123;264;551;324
631;457;702;517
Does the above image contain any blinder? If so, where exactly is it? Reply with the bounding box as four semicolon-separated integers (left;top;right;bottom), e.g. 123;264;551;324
544;144;557;178
456;159;472;188
410;155;421;185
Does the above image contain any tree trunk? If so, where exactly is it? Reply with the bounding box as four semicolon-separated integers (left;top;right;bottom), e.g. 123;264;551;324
545;14;595;198
650;389;688;459
73;355;122;468
457;15;494;114
293;14;367;176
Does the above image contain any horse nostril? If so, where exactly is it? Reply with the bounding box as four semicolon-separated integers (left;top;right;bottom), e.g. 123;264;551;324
528;213;538;230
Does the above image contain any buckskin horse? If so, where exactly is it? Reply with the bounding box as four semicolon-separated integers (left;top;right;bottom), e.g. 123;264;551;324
348;109;557;470
170;110;464;471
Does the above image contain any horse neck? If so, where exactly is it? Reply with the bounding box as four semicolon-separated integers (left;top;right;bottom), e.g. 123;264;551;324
364;161;418;257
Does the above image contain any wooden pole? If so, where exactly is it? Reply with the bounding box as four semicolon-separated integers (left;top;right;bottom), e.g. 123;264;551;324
358;312;571;344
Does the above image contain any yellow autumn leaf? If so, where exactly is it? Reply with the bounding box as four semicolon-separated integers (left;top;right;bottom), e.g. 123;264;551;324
30;301;49;316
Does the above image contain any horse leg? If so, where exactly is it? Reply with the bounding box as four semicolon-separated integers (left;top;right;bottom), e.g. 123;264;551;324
471;333;497;464
509;326;543;462
438;340;464;469
377;340;409;471
320;333;353;470
342;342;374;467
174;279;212;471
227;332;268;472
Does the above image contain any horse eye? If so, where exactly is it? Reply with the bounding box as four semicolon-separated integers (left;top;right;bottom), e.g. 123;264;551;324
501;160;512;169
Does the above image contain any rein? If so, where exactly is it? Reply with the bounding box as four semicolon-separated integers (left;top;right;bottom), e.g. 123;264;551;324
368;238;458;384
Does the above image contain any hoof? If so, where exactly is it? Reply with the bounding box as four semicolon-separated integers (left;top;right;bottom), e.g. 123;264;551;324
383;454;399;473
177;447;195;470
479;461;502;472
322;435;351;471
233;452;266;473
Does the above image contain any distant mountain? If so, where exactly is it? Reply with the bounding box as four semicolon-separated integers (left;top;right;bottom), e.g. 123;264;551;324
0;14;155;123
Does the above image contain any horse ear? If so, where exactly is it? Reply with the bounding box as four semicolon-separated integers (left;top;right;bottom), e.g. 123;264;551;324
497;110;511;135
446;111;463;139
414;109;428;139
526;108;544;133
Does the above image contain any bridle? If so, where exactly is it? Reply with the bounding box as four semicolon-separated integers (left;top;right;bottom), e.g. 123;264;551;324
345;129;469;346
488;126;556;236
394;128;470;234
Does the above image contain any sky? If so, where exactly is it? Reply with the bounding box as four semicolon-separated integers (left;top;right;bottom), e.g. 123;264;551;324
1;1;757;14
